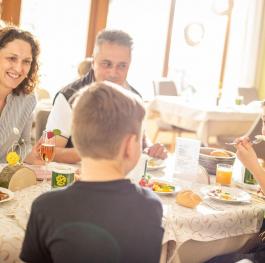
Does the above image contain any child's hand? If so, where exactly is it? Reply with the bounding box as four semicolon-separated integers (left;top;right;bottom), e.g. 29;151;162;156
235;137;259;172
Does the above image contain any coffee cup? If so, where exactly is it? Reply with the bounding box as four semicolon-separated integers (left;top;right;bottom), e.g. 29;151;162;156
51;165;75;189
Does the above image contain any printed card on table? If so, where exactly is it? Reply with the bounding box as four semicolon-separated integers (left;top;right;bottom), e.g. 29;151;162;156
174;137;201;181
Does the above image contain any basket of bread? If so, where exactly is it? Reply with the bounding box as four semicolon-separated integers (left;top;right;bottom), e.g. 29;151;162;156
199;147;236;175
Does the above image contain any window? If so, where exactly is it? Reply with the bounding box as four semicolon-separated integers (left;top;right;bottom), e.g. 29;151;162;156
108;0;263;103
168;0;263;104
107;0;171;100
20;0;91;98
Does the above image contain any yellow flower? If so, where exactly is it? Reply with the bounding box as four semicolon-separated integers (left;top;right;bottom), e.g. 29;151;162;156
6;151;20;165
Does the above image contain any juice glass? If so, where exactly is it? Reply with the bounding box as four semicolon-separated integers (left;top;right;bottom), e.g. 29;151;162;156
216;164;233;185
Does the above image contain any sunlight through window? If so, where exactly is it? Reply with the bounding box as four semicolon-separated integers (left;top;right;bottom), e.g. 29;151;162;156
20;0;91;98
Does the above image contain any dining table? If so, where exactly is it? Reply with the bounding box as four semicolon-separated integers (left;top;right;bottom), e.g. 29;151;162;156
149;95;260;146
0;157;265;263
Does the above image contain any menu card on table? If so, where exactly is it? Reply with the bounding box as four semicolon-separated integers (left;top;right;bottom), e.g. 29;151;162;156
174;137;201;182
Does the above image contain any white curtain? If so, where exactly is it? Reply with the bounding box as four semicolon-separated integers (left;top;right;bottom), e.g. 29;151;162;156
222;0;264;101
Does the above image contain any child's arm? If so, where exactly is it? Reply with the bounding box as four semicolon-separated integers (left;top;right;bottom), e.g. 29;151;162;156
235;138;265;192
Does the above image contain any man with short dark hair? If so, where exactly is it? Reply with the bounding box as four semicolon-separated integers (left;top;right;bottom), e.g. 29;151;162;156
46;29;167;163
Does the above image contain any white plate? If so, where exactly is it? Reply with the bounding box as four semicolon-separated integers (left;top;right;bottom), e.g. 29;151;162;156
140;176;181;195
0;187;14;203
200;185;251;203
147;159;166;171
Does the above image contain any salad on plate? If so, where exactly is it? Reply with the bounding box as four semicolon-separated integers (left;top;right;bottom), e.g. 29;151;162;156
139;174;180;194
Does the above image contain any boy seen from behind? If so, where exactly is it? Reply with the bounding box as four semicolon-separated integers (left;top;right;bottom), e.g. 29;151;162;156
20;81;164;263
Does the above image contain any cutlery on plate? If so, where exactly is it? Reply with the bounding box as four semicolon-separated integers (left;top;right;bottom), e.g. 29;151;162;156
202;200;224;211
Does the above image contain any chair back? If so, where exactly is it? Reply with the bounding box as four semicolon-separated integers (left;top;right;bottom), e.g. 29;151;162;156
153;79;178;96
35;87;50;100
238;87;258;104
35;109;51;140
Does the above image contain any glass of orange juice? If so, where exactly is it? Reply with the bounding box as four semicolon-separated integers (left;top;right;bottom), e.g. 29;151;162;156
216;164;233;185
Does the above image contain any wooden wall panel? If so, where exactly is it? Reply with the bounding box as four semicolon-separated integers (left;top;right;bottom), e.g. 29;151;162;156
163;0;176;77
86;0;109;57
1;0;21;25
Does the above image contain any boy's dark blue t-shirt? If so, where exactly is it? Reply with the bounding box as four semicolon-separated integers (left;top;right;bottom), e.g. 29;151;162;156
20;179;164;263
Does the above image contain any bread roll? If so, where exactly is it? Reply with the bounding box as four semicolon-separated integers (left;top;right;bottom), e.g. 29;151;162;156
176;190;202;208
210;150;230;158
0;165;36;191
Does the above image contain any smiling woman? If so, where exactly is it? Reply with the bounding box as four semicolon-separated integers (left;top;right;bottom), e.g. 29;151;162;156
0;26;40;163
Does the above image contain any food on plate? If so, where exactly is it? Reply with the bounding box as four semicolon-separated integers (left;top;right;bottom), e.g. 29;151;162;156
176;190;202;208
208;188;236;201
0;190;9;201
139;175;175;193
147;159;156;167
210;149;231;158
152;182;175;193
147;158;163;168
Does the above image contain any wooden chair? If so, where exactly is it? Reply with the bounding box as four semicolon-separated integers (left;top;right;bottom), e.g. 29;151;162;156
153;120;180;152
238;87;258;104
35;109;51;140
153;79;178;96
152;119;194;152
35;87;50;100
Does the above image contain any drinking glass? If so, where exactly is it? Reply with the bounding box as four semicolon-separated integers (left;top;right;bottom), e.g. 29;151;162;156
40;131;55;184
235;96;244;105
216;163;233;186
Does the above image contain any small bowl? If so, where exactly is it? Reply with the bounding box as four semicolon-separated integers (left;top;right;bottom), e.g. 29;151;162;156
199;147;236;175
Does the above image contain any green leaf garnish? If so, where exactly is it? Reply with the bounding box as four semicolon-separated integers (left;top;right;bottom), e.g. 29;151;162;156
53;129;61;136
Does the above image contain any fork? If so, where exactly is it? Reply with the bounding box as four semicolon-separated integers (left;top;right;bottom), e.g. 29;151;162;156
225;138;263;146
202;200;224;211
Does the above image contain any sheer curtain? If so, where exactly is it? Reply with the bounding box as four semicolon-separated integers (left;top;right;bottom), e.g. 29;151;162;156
222;0;264;102
107;0;171;100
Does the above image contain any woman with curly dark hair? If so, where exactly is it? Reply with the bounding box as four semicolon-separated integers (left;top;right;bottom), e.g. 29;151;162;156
0;26;40;162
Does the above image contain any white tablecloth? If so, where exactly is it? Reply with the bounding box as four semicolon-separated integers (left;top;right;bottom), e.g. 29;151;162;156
0;161;265;263
149;96;260;145
130;159;265;262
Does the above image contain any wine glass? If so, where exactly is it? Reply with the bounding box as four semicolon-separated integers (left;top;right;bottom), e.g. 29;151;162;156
40;130;55;184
